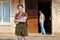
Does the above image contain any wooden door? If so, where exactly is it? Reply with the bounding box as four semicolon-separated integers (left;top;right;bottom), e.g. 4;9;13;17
25;0;38;33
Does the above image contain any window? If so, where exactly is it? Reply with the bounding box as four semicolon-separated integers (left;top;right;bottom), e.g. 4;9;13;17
27;3;36;10
0;0;11;25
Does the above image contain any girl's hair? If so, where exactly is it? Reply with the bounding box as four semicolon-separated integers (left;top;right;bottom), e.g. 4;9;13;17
17;4;23;9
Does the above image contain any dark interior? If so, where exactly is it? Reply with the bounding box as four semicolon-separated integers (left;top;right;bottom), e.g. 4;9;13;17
38;1;52;34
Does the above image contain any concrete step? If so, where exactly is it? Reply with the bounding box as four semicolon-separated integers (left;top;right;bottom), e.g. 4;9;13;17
0;36;60;40
0;33;60;40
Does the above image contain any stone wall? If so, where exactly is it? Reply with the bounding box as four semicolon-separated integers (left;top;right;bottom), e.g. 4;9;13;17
0;0;60;35
52;0;60;34
0;0;19;34
0;0;25;34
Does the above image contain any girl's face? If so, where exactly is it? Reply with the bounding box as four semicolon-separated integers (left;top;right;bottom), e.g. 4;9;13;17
39;11;42;14
18;6;23;12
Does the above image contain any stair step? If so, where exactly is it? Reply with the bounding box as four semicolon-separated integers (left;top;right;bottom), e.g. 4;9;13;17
0;33;60;40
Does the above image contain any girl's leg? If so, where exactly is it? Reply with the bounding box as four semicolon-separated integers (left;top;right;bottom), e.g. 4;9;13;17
23;36;28;40
17;36;22;40
40;22;46;34
40;23;42;33
41;22;46;34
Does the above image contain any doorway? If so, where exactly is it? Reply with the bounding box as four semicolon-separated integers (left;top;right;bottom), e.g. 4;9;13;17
38;1;52;34
25;0;52;34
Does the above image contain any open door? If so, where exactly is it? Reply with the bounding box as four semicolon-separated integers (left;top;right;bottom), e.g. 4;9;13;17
38;0;52;34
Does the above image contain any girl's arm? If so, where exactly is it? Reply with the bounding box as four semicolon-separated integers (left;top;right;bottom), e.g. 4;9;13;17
19;17;27;22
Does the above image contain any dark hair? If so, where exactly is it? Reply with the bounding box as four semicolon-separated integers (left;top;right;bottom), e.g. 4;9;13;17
17;4;23;9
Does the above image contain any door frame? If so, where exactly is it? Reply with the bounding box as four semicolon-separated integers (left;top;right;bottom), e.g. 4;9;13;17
25;0;52;35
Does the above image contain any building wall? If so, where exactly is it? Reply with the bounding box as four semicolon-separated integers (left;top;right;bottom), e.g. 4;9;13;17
0;0;25;34
0;0;60;35
0;0;19;34
52;0;60;35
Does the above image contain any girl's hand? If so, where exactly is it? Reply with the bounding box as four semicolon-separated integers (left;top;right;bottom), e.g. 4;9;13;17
14;19;19;24
15;22;19;24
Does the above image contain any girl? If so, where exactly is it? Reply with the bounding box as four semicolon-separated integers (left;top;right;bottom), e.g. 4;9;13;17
39;11;46;34
14;4;28;40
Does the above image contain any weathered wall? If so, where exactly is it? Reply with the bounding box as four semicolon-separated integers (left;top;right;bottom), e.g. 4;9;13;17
52;0;60;35
0;0;25;34
0;0;60;35
0;0;19;34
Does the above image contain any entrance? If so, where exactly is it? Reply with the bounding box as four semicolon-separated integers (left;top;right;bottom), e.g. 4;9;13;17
25;0;52;34
38;1;52;34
